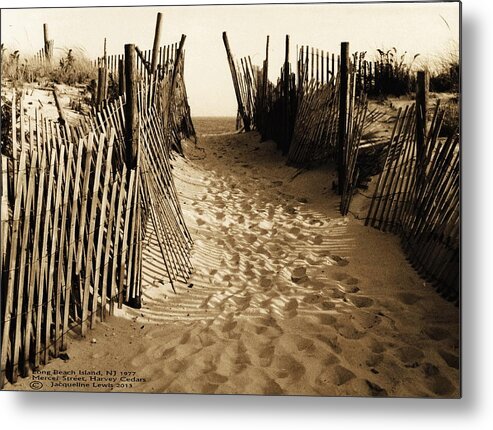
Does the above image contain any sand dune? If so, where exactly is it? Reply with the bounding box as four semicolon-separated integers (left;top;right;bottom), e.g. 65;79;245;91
8;120;459;397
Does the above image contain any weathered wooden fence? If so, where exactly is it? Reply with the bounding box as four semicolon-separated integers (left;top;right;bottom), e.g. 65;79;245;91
1;32;195;386
352;49;415;97
224;34;459;298
224;35;368;213
365;97;459;301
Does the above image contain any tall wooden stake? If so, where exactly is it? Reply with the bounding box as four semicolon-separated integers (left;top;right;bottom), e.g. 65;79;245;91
222;31;251;132
283;34;290;153
43;23;53;63
416;70;428;165
151;12;163;74
118;58;125;96
124;44;141;308
337;42;349;195
263;35;269;104
124;44;139;169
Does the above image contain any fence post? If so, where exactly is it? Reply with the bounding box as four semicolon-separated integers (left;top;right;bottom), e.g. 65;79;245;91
96;65;105;107
337;42;349;195
118;58;125;96
151;12;163;74
124;44;139;169
263;36;269;106
123;44;142;309
416;70;428;164
43;23;53;63
103;38;108;101
222;31;251;132
283;34;291;153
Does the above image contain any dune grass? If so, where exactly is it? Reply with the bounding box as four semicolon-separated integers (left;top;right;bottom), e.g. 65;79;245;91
1;45;97;87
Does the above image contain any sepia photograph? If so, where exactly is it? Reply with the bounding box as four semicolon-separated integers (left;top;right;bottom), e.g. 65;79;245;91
0;1;460;398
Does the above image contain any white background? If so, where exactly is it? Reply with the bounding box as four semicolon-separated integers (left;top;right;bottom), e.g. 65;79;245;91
0;0;491;429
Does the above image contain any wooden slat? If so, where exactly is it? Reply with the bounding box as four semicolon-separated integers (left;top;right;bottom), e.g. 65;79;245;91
81;133;106;337
58;138;83;350
90;130;115;328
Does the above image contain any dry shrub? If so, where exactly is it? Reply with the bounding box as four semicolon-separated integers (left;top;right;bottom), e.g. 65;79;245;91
369;48;420;97
1;45;97;86
429;42;459;94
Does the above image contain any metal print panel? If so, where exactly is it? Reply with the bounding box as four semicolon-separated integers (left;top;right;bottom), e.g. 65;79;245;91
0;1;460;397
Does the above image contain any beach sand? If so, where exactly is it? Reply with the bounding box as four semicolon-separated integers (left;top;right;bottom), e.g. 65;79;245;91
8;117;460;397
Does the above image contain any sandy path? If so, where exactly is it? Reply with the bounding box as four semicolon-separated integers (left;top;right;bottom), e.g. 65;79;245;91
8;121;460;397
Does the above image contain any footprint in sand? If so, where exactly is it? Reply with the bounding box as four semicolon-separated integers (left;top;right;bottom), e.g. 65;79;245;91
198;332;216;348
291;267;308;284
245;233;257;244
321;300;336;310
359;379;389;397
352;312;382;330
423;326;450;341
303;293;323;304
260;276;272;289
274;355;306;381
294;336;316;353
317;364;356;386
369;338;385;354
397;292;422;305
350;296;374;308
318;313;337;326
395;345;425;366
327;288;346;300
180;332;191;344
335;316;365;340
257;345;276;367
167;358;188;373
262;378;284;395
317;334;342;354
221;320;238;333
331;272;360;287
426;374;456;396
438;350;460;369
365;353;384;367
332;255;349;266
284;298;299;315
207;372;229;385
198;383;220;394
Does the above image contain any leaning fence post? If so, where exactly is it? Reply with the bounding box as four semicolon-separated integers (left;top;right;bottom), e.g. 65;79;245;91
416;70;428;164
222;31;251;132
337;42;349;195
151;12;163;74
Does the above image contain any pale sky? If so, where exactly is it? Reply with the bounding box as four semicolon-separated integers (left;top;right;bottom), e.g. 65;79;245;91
1;1;460;116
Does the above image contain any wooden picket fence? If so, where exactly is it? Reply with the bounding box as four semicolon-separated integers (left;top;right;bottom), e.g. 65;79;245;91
30;48;49;65
297;45;339;88
1;39;195;386
0;101;135;385
352;52;415;97
365;101;459;301
287;77;340;165
93;42;180;78
224;35;369;214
